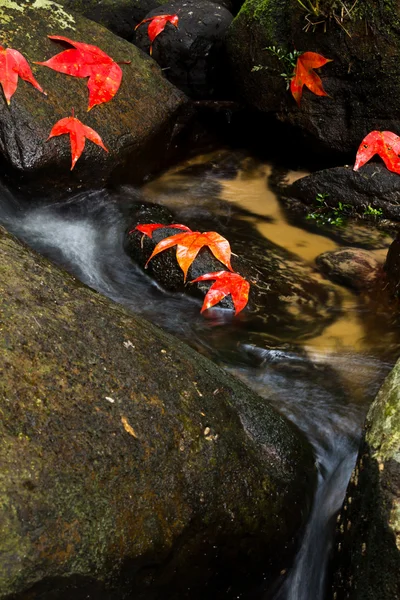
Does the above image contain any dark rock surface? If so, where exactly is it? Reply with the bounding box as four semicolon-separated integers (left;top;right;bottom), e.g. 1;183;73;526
226;0;400;154
134;0;234;98
331;357;400;600
0;1;188;192
56;0;235;38
286;164;400;221
0;224;316;599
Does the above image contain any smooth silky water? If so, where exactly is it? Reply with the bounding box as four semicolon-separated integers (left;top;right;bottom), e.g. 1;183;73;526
0;150;398;599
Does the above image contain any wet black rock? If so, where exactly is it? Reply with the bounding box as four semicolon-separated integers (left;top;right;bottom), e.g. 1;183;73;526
56;0;235;37
134;0;234;98
226;0;400;154
287;164;400;221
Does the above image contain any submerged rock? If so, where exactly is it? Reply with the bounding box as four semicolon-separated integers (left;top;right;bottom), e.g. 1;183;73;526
226;0;400;153
331;357;400;599
315;248;382;292
0;1;188;192
0;225;316;598
134;0;234;99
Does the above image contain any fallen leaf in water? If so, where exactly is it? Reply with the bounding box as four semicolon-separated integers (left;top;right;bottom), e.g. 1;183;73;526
135;14;179;55
290;51;332;106
354;130;400;174
0;46;45;104
191;270;250;315
121;416;138;438
47;110;108;169
146;230;233;281
36;35;129;110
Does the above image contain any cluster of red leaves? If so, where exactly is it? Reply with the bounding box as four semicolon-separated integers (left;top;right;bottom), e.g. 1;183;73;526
0;15;178;169
133;223;250;315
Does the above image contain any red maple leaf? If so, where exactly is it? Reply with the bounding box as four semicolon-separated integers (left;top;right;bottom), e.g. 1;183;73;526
0;46;45;104
135;14;179;55
191;271;250;315
47;110;108;170
290;51;332;106
354;130;400;174
145;229;233;281
131;223;192;236
36;36;129;110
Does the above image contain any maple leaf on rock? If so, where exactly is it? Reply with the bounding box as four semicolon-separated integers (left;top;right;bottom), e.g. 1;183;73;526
145;229;233;281
36;36;129;110
135;14;179;55
354;130;400;174
0;46;45;104
290;51;332;106
191;271;250;315
131;223;192;237
47;110;108;170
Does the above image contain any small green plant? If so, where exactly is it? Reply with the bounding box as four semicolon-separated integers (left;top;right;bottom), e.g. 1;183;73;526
306;193;352;227
363;204;383;217
264;46;303;88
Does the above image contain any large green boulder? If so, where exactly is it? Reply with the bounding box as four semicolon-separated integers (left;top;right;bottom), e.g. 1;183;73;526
0;224;315;598
0;0;188;191
332;358;400;599
226;0;400;153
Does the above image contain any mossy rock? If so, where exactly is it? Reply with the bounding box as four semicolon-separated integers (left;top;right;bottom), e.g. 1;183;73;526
0;225;316;598
331;357;400;599
226;0;400;153
0;0;188;192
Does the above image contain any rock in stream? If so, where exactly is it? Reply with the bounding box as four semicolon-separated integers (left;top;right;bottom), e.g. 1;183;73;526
0;224;316;599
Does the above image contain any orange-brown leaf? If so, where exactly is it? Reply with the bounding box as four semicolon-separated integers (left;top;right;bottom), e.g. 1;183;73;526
47;112;108;169
191;270;250;315
290;51;332;106
0;46;45;104
145;230;233;281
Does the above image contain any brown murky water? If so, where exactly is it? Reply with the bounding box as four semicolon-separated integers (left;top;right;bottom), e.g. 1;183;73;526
142;151;393;360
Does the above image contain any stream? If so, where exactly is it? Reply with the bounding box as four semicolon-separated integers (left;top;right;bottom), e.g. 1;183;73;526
1;149;399;599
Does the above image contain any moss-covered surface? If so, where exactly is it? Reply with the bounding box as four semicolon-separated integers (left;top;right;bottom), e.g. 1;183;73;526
226;0;400;153
0;225;316;598
331;358;400;599
0;1;188;191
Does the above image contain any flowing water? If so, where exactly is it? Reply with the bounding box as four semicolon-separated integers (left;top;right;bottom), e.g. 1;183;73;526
1;149;399;599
